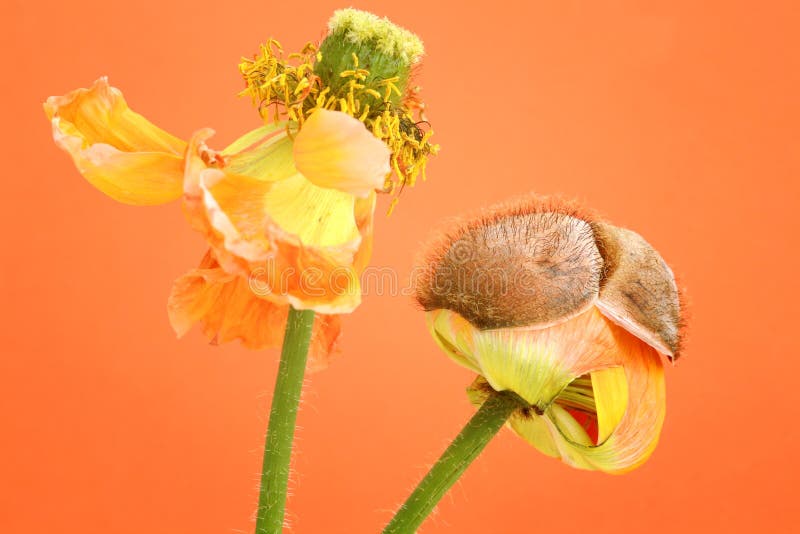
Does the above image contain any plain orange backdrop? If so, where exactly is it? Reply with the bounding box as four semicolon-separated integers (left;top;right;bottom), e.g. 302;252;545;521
2;0;799;532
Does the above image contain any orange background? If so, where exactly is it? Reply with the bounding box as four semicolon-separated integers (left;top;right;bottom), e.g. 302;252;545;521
3;0;799;532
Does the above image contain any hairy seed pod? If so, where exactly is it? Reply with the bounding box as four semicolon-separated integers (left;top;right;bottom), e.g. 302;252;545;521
416;195;683;359
415;194;687;474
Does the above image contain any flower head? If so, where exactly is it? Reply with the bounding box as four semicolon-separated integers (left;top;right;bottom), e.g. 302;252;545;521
415;195;684;473
45;9;435;368
238;8;438;201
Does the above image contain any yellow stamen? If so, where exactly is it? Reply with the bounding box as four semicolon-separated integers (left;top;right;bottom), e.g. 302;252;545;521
239;21;437;205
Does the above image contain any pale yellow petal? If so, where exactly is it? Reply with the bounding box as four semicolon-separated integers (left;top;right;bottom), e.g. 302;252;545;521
262;174;361;249
44;77;186;205
426;309;484;375
222;124;298;182
293;109;390;197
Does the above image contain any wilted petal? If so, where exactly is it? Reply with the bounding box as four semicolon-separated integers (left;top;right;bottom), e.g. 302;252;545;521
293;109;390;197
167;250;342;368
199;169;275;264
182;126;373;314
497;318;666;474
44;77;186;205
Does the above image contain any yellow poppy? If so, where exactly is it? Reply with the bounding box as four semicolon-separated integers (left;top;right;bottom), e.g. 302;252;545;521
44;8;437;367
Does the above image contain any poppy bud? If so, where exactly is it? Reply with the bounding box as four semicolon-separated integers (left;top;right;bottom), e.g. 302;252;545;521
416;195;684;473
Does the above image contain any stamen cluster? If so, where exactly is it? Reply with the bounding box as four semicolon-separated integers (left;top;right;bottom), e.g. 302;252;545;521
239;37;438;200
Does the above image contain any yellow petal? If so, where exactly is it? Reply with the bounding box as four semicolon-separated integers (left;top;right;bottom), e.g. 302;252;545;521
262;174;361;249
222;123;297;182
591;366;629;444
44;77;186;205
293;109;390;197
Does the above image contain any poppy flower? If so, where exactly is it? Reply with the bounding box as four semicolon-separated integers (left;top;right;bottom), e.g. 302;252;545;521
44;8;437;368
416;196;683;473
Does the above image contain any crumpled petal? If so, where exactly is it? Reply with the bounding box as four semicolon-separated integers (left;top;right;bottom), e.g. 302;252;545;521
182;127;373;314
167;250;342;370
44;77;186;205
293;109;390;197
468;312;666;474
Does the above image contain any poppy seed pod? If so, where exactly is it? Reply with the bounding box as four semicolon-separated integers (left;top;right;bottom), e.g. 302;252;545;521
415;195;684;473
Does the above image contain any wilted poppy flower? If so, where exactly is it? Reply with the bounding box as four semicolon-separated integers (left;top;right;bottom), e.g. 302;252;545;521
415;196;683;473
44;8;437;367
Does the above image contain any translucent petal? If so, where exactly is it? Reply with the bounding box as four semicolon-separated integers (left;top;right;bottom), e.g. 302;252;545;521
293;109;390;197
262;174;361;249
222;123;297;182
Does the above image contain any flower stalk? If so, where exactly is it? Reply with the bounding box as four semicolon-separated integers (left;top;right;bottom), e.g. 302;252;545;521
256;307;316;533
383;390;526;534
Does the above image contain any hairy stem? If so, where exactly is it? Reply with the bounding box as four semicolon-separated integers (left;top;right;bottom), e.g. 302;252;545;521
383;390;523;533
255;307;315;534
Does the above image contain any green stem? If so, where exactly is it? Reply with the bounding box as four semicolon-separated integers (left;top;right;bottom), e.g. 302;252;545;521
383;390;524;534
255;307;315;534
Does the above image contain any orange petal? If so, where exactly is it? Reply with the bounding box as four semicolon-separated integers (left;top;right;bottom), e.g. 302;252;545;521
44;77;186;205
182;128;371;314
535;325;666;473
352;193;377;273
293;109;390;197
577;330;665;473
167;250;342;368
466;313;667;474
593;222;682;358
